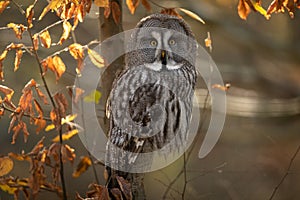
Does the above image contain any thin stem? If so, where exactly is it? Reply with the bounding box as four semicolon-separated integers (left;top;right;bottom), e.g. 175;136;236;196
11;0;25;15
148;0;167;9
269;144;300;200
36;19;64;35
182;153;187;200
163;90;210;199
1;104;52;121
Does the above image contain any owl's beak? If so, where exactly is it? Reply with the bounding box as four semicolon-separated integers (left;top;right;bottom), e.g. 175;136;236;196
161;50;167;65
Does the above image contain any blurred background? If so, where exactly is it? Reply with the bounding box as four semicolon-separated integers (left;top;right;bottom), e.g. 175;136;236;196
0;0;300;199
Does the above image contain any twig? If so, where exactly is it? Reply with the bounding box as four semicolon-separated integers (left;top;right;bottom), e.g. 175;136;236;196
11;0;25;15
269;144;300;200
162;90;210;199
1;104;52;121
36;19;65;36
154;178;181;195
148;0;167;9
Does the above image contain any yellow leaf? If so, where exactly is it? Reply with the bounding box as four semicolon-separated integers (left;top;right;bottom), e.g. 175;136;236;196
0;183;17;194
39;30;52;48
84;90;102;104
26;4;35;28
88;48;105;68
94;0;109;7
52;129;79;142
0;1;10;14
0;157;14;176
72;156;92;178
39;0;64;20
45;124;55;131
178;8;205;24
58;20;72;45
253;2;270;20
61;114;77;125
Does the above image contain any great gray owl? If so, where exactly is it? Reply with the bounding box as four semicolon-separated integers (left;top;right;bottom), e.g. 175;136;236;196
105;13;197;199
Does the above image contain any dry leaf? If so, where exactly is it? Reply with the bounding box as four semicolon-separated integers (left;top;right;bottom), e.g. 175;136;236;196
178;8;205;24
35;87;49;105
7;23;26;39
34;118;47;133
161;8;182;18
72;156;92;178
0;157;14;176
88;48;105;68
110;188;123;200
8;152;30;161
0;85;14;101
31;137;45;155
14;49;23;72
54;92;68;118
58;20;72;44
104;6;111;18
0;1;10;14
0;49;8;61
212;83;231;91
32;34;39;50
26;4;35;28
204;32;212;52
238;0;251;20
39;0;64;20
126;0;140;14
116;176;132;200
141;0;151;12
68;43;84;73
6;43;24;50
61;144;76;163
52;56;66;81
39;30;52;48
33;99;43;118
94;0;109;7
67;86;85;104
112;2;121;24
52;129;79;142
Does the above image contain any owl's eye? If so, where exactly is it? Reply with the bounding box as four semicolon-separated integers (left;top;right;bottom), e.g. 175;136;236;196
150;40;157;46
169;39;176;45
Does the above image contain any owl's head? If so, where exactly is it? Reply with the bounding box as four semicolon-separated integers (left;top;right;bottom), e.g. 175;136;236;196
126;13;198;71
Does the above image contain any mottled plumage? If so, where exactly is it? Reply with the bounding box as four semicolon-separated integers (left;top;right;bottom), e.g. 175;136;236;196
105;13;197;199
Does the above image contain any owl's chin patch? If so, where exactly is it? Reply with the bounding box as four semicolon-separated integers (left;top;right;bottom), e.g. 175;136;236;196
145;62;183;71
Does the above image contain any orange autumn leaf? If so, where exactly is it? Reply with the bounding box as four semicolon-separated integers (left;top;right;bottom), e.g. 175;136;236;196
52;56;66;81
54;92;68;117
32;34;39;50
7;23;26;39
126;0;140;14
161;8;182;18
111;2;121;24
205;32;212;52
19;89;33;112
8;152;30;161
52;129;79;142
69;43;84;73
14;49;23;72
94;0;109;7
39;0;65;20
31;137;45;154
33;99;43;118
34;118;47;134
141;0;151;12
72;156;92;178
22;79;37;92
39;30;52;48
26;4;35;28
0;1;10;14
0;157;14;176
104;6;111;18
0;85;14;101
58;20;72;44
6;43;24;50
0;49;8;61
212;83;231;91
35;87;49;105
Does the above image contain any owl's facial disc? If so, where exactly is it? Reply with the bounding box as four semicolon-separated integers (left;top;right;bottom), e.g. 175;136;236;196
144;31;183;71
